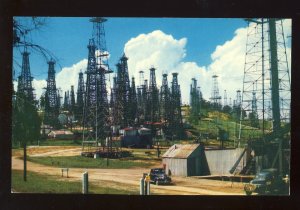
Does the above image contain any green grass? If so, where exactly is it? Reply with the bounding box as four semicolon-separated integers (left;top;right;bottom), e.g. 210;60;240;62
12;169;139;194
26;155;154;169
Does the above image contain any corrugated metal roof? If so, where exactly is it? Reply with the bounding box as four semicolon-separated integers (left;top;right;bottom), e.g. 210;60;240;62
162;144;200;159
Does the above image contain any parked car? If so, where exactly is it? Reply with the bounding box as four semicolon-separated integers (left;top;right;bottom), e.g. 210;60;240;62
149;168;171;185
244;168;286;195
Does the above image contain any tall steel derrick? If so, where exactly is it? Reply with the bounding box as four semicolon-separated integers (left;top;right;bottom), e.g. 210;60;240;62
147;67;160;123
44;59;60;127
239;19;291;176
239;19;291;140
69;85;76;114
170;73;183;138
75;71;85;123
160;74;171;123
210;74;222;109
115;54;131;127
136;70;145;123
17;47;35;102
130;76;138;125
82;17;111;152
190;78;201;123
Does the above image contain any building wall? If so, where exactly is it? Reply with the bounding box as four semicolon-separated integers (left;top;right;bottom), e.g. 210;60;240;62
204;148;247;175
163;158;187;176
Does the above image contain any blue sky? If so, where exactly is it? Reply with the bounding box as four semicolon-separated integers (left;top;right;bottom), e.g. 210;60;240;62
13;17;291;104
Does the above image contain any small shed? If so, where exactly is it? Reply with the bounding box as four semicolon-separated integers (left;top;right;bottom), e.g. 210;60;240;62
120;127;153;148
162;144;209;176
48;130;74;139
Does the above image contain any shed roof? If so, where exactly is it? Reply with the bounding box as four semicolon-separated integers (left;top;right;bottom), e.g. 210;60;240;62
48;130;73;135
162;144;201;159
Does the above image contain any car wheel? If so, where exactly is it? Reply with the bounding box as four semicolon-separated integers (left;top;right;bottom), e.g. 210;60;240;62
245;190;252;196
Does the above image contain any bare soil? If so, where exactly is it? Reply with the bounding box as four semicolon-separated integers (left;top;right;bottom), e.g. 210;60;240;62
12;146;245;195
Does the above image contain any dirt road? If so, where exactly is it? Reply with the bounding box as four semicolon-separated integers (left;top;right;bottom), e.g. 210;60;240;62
12;147;245;195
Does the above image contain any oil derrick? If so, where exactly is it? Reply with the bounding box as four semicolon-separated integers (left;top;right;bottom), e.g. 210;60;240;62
249;91;259;128
17;47;35;102
115;54;131;127
223;90;228;107
70;85;76;114
190;78;201;124
75;71;85;123
160;73;171;134
63;91;69;110
143;79;150;121
233;90;242;118
110;76;121;126
239;18;291;139
148;67;160;123
44;58;60;127
210;74;222;110
239;19;291;176
170;73;183;139
136;71;145;123
82;17;111;153
130;77;138;125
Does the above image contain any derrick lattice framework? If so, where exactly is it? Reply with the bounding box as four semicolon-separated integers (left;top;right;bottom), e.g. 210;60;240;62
115;54;131;127
147;67;160;122
160;74;171;126
76;71;85;123
70;85;76;114
190;78;201;123
239;18;291;176
17;48;35;102
137;71;147;123
170;73;183;138
82;17;111;149
210;74;222;109
44;59;59;127
130;76;138;125
239;18;291;139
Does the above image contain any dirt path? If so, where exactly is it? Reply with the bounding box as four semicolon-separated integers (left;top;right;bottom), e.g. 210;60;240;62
12;147;245;195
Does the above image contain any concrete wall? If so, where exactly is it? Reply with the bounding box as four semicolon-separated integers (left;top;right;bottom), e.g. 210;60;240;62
204;148;247;176
163;158;187;176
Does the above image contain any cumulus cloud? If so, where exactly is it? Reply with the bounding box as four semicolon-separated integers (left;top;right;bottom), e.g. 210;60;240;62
124;30;206;104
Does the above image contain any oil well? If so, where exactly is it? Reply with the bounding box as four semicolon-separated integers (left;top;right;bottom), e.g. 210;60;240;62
14;17;290;183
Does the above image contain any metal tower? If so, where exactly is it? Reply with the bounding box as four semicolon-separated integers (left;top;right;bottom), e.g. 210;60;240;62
130;77;138;125
75;71;85;123
210;74;222;109
44;58;59;127
64;91;69;110
148;67;160;123
115;54;131;127
190;78;201;124
70;85;76;114
239;18;291;139
137;70;145;123
17;47;35;102
239;18;291;176
82;17;111;153
170;73;183;138
223;90;228;107
160;73;171;123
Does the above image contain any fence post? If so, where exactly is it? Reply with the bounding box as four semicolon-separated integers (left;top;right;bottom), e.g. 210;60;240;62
140;178;145;195
82;171;88;194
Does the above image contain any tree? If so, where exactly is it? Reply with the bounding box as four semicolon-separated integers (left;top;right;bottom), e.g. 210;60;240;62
12;92;41;181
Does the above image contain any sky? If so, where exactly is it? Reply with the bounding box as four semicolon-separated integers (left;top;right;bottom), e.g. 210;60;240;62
13;17;292;105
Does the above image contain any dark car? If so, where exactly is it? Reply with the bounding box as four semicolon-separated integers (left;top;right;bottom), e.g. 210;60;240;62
245;168;285;195
149;168;171;185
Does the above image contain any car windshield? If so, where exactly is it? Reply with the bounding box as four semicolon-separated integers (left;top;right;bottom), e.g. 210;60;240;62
151;169;165;174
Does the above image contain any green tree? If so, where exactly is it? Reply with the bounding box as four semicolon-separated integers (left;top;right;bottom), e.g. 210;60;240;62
12;92;41;181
